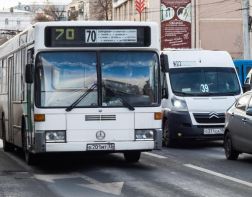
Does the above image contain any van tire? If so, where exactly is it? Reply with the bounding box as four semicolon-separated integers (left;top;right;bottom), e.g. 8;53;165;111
224;132;239;160
163;119;176;147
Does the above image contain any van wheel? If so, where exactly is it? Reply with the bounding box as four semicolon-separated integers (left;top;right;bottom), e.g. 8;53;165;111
163;119;176;147
2;115;14;152
124;151;141;163
224;132;239;160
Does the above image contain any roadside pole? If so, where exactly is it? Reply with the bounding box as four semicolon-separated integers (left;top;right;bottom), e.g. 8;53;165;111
242;0;251;59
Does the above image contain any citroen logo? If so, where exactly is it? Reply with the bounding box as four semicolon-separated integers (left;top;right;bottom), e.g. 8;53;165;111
96;130;106;140
209;112;219;119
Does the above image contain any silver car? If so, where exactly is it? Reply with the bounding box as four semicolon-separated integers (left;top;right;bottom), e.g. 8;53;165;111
224;91;252;160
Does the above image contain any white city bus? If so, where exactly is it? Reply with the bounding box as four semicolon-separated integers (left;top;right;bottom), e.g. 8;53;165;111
0;21;163;164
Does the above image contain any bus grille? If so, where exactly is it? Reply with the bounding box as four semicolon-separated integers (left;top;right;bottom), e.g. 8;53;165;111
193;113;225;124
85;115;116;121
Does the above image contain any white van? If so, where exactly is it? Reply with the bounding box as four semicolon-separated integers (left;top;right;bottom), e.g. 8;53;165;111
160;49;242;146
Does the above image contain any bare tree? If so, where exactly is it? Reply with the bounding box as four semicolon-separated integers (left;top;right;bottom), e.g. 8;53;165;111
44;5;66;21
34;12;54;22
92;0;112;20
34;5;66;22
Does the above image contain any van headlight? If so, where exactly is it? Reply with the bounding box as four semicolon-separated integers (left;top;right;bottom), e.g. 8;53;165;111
171;97;188;112
135;130;154;140
46;131;66;143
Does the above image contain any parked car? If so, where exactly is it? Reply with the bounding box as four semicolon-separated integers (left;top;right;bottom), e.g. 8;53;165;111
224;91;252;160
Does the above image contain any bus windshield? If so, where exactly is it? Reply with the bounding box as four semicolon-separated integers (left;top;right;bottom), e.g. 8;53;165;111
169;67;241;96
36;51;159;108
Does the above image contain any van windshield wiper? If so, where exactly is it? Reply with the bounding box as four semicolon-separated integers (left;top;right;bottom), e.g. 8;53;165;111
65;83;97;112
103;83;135;111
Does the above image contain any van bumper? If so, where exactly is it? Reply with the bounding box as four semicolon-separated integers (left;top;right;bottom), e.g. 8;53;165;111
165;111;224;140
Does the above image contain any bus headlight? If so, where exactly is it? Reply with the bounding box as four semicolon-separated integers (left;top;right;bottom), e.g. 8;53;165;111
135;130;154;140
45;131;66;143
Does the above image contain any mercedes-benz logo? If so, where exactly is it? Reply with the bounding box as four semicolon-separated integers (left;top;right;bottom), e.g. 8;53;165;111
209;112;219;119
96;130;106;140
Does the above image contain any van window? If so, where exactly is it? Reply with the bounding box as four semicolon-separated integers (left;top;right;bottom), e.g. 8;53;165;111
169;67;240;96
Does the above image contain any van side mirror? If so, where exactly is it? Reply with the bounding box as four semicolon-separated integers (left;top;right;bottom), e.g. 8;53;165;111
25;64;34;84
246;108;252;116
243;84;251;93
160;53;169;72
162;87;168;99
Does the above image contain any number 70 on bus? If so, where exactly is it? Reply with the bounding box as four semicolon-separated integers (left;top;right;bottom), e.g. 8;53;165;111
55;28;97;43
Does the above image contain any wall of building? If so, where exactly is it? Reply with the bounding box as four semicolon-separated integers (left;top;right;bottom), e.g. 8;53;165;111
0;10;34;32
113;0;246;59
113;0;160;23
196;0;243;58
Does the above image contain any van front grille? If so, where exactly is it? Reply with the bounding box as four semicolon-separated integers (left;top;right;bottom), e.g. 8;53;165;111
193;113;225;124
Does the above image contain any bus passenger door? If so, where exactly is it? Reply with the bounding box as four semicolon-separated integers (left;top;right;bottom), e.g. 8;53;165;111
7;56;14;144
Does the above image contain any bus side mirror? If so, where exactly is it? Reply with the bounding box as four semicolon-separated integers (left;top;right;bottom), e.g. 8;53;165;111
162;87;168;99
160;53;169;72
25;64;34;84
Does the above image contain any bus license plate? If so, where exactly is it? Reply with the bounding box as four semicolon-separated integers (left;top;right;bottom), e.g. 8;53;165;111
203;128;224;135
86;143;115;151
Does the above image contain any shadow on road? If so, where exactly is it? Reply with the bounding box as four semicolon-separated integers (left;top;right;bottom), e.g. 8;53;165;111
2;148;153;173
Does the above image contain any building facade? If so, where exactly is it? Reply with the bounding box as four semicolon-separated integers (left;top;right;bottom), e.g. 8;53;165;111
113;0;248;59
0;9;34;34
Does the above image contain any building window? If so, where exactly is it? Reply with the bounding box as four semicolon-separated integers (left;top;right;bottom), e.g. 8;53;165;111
5;18;9;25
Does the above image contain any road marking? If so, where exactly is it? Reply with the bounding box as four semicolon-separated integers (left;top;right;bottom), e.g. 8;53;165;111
35;173;124;196
184;164;252;188
143;152;167;159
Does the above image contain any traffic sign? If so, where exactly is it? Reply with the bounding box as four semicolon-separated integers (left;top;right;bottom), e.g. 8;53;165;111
135;0;145;14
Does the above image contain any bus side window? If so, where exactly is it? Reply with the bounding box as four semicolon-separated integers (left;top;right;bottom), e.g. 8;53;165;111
2;59;7;93
0;60;2;93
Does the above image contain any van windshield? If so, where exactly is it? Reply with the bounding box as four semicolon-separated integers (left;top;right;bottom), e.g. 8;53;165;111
169;67;241;96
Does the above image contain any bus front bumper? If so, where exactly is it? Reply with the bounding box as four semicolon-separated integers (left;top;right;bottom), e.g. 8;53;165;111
45;141;154;152
34;129;162;153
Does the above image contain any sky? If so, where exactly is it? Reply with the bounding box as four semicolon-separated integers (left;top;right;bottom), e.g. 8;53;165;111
0;0;72;9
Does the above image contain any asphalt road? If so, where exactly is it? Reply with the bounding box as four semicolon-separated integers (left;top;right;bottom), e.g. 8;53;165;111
1;140;252;197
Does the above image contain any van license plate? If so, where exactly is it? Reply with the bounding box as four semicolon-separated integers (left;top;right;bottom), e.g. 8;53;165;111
203;128;224;135
87;143;115;151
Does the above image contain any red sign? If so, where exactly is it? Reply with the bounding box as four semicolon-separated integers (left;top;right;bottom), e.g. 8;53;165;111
161;0;192;49
135;0;145;14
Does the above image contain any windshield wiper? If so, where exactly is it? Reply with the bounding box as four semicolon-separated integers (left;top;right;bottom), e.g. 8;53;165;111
103;83;135;111
65;83;97;112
